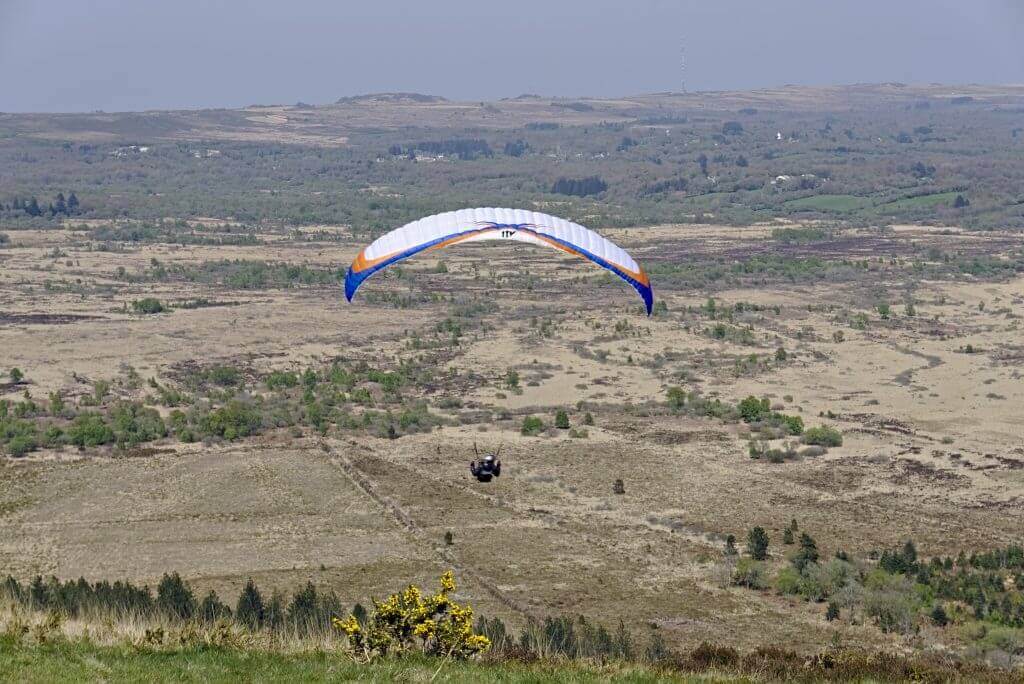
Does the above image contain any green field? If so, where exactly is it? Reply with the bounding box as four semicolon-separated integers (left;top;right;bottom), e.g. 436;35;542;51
876;191;960;212
783;195;874;212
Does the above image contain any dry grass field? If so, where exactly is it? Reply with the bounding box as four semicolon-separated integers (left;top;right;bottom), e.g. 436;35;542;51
3;215;1023;660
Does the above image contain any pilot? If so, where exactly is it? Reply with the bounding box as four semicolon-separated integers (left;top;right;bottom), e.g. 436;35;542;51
470;454;501;483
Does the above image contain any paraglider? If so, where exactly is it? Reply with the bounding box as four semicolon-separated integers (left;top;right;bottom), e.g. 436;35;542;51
344;208;653;314
469;443;502;483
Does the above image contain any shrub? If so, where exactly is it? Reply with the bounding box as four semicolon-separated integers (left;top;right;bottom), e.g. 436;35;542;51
732;559;767;589
803;425;843;447
666;386;686;410
333;571;490;660
199;400;263;440
555;410;570;429
738;396;771;422
7;433;37;457
862;571;919;634
779;414;804;435
9;368;23;384
207;365;242;387
67;412;115;447
521;416;544;436
582;412;594;426
110;402;167;446
265;371;298;390
132;298;165;314
774;566;802;594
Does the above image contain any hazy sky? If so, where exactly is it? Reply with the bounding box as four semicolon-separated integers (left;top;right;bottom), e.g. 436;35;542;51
1;0;1022;112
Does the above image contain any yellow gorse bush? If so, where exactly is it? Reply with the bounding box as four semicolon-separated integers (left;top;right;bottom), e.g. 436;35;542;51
332;571;490;660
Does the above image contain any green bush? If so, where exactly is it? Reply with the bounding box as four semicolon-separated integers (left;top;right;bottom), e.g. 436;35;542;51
732;558;767;589
9;368;24;384
521;416;544;436
802;425;843;447
132;298;165;314
265;371;299;390
207;365;242;387
199;400;263;440
67;413;115;447
7;434;37;457
666;386;686;410
1;415;39;456
555;410;570;429
110;402;167;446
774;566;802;595
738;396;771;422
779;414;804;436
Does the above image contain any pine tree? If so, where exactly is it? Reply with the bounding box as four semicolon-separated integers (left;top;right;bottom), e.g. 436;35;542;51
287;582;318;635
901;540;918;570
352;602;368;626
235;578;264;629
156;572;195;620
826;601;840;621
265;590;285;630
783;527;795;545
29;576;47;608
931;603;949;626
747;526;770;560
26;197;42;217
793;533;820;572
613;619;633;660
724;534;737;556
555;410;570;429
67;192;79;214
54;193;67;215
199;590;231;622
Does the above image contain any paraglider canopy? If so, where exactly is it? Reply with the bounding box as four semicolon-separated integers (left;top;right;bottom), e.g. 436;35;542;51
344;207;653;314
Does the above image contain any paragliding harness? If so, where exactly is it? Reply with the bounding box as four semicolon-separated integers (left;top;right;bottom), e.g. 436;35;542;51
470;443;502;483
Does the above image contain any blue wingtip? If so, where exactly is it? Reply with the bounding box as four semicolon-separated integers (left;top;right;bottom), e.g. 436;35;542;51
344;268;357;302
640;284;654;316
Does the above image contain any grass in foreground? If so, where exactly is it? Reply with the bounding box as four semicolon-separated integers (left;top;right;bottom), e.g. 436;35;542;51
0;638;720;684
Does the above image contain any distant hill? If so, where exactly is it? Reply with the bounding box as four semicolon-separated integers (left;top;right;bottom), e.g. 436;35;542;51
334;92;448;104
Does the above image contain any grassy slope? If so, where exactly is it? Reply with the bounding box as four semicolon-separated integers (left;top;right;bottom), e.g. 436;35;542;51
783;195;873;212
0;639;732;684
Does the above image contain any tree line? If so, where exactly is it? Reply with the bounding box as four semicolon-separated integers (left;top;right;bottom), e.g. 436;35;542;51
2;192;80;217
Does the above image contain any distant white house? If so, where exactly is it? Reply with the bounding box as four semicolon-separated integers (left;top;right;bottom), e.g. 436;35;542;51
771;173;820;190
110;145;150;157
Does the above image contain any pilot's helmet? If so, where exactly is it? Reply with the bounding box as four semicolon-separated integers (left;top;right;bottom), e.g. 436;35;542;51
483;454;495;464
